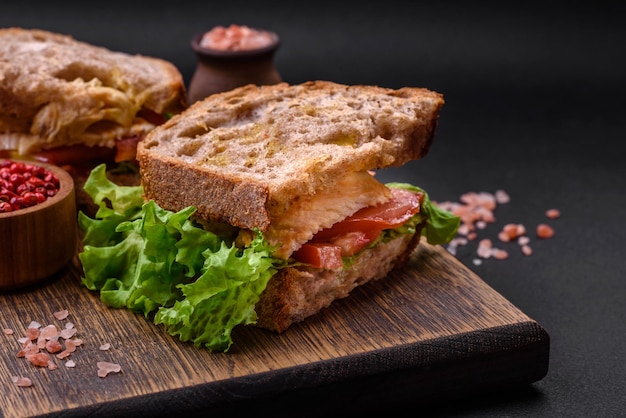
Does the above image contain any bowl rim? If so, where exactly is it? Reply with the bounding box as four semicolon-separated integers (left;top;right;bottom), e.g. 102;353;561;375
0;159;75;219
190;28;281;58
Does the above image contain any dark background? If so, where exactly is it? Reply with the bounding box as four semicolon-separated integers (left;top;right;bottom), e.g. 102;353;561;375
2;1;625;416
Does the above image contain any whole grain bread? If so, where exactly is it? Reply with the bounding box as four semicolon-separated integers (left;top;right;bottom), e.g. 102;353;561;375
138;81;444;232
255;230;423;332
0;27;188;154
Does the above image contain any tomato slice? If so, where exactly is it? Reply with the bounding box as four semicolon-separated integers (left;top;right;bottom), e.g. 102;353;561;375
136;108;167;126
31;134;144;166
33;144;116;166
313;188;423;241
16;109;166;167
114;135;141;163
292;188;423;269
292;243;343;270
331;229;381;256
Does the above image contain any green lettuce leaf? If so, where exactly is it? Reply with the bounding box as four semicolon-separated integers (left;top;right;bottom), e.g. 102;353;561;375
386;183;460;245
78;164;281;352
154;232;278;351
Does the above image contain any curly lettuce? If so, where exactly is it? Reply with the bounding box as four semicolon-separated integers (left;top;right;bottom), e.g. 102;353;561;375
78;164;281;352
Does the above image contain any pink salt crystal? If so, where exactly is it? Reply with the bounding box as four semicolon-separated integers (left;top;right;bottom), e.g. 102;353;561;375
495;189;510;204
45;340;63;354
97;361;122;378
491;248;509;260
27;352;51;367
25;327;40;341
60;327;77;340
40;324;59;340
53;309;69;320
12;376;33;387
545;208;561;219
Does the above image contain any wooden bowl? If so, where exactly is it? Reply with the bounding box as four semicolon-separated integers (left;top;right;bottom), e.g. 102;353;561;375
0;160;77;290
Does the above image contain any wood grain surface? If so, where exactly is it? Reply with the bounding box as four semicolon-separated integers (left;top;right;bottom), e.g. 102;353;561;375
0;241;549;417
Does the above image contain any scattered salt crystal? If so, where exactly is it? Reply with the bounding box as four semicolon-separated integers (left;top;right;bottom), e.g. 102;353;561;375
25;327;40;341
495;189;510;204
97;361;122;378
438;188;555;265
477;239;493;258
12;309;86;378
40;324;59;340
498;231;511;242
457;223;471;236
45;340;63;354
12;376;33;387
60;327;77;340
53;309;69;321
454;237;468;246
56;350;72;359
17;342;38;358
36;336;47;349
545;208;561;219
537;224;555;239
491;248;509;260
64;339;77;353
27;352;51;367
100;343;111;351
3;328;13;335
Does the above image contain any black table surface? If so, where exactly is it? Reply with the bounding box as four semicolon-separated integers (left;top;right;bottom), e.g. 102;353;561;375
2;1;624;417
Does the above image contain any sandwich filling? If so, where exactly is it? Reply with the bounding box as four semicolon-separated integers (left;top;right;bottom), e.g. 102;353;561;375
78;164;459;352
0;108;167;166
264;170;392;259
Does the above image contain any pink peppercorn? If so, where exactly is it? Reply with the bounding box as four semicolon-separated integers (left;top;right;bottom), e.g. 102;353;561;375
0;160;61;213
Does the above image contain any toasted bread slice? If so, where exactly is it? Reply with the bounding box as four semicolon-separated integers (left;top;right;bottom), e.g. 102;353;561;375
138;81;443;235
0;27;187;154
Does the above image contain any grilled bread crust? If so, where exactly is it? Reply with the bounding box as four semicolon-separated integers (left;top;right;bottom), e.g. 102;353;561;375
137;80;442;332
138;81;444;231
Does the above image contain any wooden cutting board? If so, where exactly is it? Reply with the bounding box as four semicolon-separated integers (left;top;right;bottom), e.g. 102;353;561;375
0;241;549;418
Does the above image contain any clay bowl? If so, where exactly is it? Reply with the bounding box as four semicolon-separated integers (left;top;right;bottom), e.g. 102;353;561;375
0;160;77;290
188;28;282;103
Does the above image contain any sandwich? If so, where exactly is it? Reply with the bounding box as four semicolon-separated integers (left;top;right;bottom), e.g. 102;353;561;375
78;81;460;352
0;28;188;208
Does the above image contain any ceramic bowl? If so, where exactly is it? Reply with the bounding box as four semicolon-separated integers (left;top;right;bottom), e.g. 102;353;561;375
188;27;282;103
